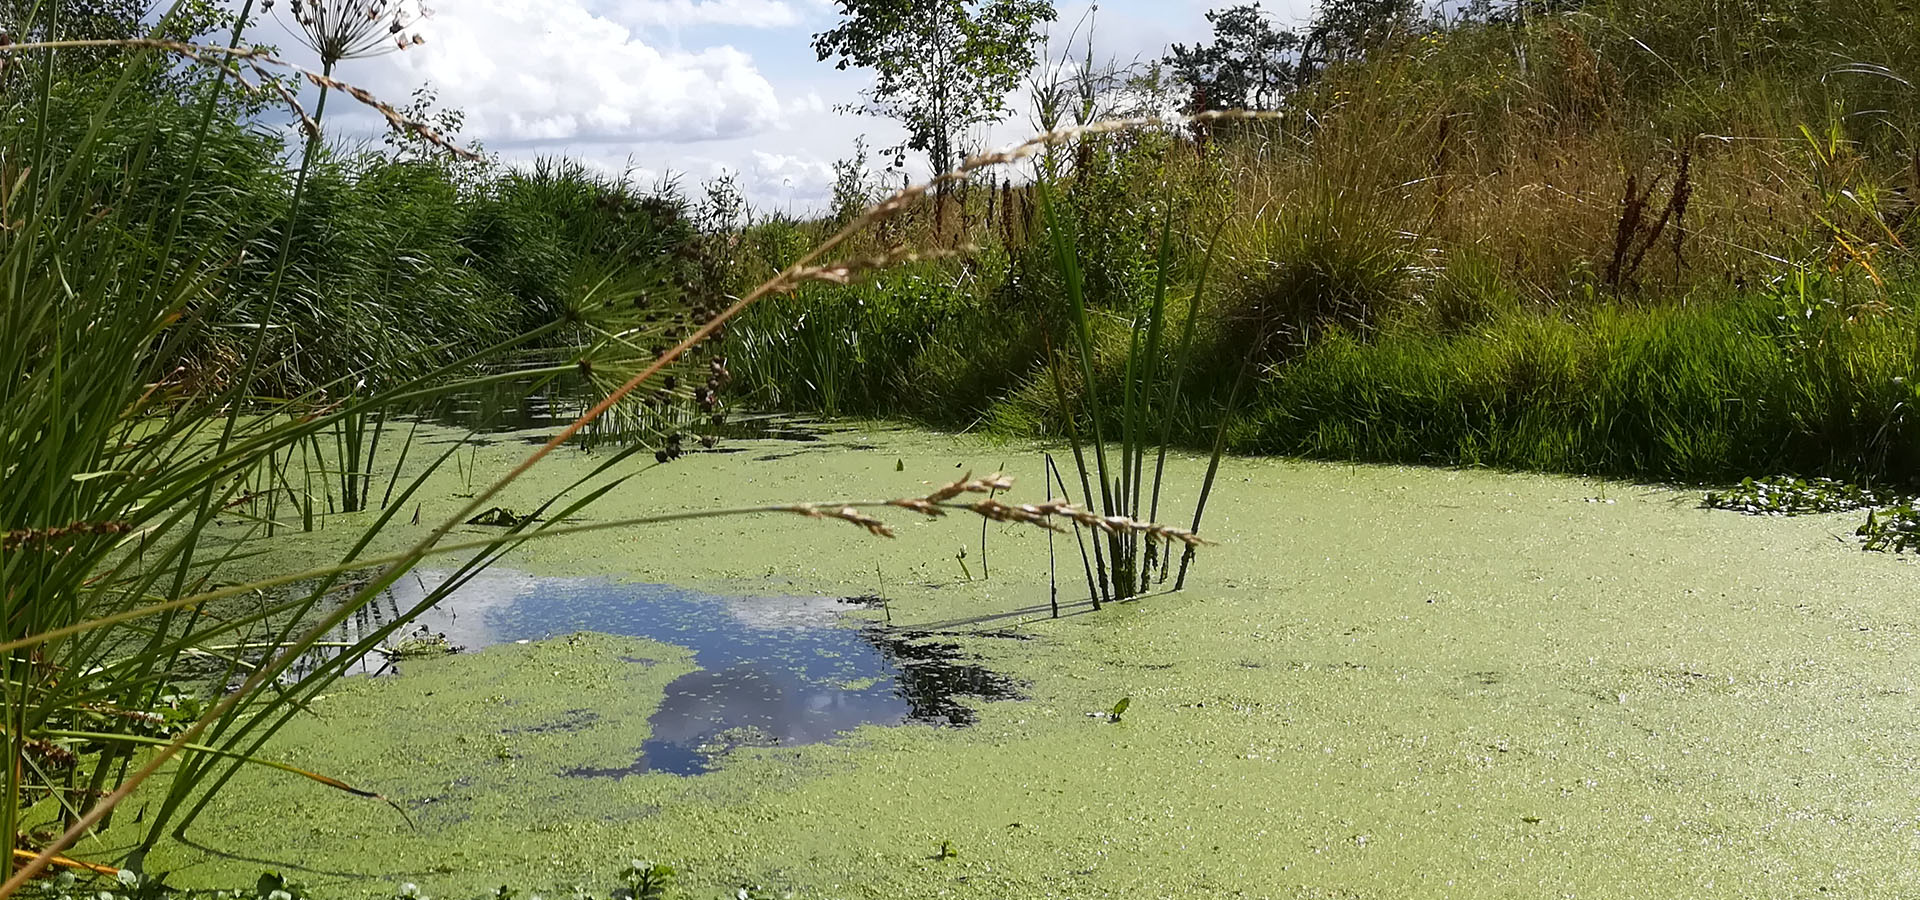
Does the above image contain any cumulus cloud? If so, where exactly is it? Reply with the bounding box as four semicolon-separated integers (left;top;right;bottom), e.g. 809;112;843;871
359;0;785;144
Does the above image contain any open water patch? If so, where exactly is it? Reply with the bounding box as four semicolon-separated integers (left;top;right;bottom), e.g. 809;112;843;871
300;570;1017;776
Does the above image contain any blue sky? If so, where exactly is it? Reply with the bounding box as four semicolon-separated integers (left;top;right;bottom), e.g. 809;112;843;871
277;0;1316;211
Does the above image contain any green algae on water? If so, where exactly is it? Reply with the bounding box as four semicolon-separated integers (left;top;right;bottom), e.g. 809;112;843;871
115;424;1920;899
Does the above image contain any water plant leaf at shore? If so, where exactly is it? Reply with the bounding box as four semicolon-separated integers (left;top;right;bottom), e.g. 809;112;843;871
1702;476;1893;516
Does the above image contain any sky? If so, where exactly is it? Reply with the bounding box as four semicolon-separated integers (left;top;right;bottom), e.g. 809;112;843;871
259;0;1316;213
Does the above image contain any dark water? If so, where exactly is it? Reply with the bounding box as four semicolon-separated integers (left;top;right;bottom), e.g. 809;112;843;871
406;376;829;447
306;570;1015;776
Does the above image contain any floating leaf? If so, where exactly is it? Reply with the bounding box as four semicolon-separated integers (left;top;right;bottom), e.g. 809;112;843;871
1703;475;1891;516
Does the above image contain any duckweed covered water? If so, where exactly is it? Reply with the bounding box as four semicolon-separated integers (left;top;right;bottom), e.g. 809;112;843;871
300;570;1014;775
100;424;1920;898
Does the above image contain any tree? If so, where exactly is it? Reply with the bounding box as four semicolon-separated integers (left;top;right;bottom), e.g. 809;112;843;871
384;84;474;162
0;0;236;80
1167;0;1427;113
1299;0;1419;77
813;0;1055;178
1165;3;1301;112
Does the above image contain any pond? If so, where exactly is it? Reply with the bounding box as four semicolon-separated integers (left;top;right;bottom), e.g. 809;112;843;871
101;423;1920;899
296;570;1015;776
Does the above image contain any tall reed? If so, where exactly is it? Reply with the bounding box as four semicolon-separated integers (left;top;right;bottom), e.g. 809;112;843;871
1036;165;1244;602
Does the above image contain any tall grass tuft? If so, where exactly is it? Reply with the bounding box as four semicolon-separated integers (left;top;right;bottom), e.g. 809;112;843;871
1035;164;1241;602
1214;183;1416;362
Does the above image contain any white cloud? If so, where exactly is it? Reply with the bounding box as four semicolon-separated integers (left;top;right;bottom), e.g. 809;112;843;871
745;149;834;194
600;0;804;29
254;0;1255;214
784;90;829;119
361;0;785;144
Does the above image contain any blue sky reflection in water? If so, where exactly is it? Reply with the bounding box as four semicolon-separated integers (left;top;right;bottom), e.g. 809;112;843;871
319;570;1014;776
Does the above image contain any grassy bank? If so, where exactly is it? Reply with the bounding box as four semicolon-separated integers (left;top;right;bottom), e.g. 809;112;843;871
722;0;1920;487
1246;279;1920;482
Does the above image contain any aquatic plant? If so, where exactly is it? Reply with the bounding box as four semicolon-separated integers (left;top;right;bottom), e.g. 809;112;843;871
617;860;674;900
1703;476;1894;516
17;859;709;900
17;869;314;900
1858;504;1920;552
1698;475;1920;553
1036;167;1245;601
732;888;795;900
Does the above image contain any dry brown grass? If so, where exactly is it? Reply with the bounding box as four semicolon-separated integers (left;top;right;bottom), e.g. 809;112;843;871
1171;68;1885;315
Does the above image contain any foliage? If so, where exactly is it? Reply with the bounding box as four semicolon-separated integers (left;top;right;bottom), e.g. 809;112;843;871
1165;0;1420;111
0;70;705;395
617;860;675;900
1703;476;1892;516
1301;0;1420;73
0;0;236;77
0;4;747;882
830;136;881;224
18;861;700;900
0;37;618;867
1858;504;1920;552
732;0;1920;495
812;0;1056;174
383;85;471;160
1166;4;1302;111
20;869;301;900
